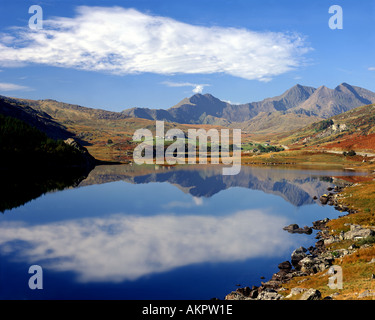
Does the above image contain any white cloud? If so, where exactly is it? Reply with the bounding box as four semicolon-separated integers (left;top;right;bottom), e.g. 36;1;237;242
0;210;294;283
0;82;31;91
0;6;311;81
162;81;210;94
192;84;205;94
222;99;242;105
369;67;375;71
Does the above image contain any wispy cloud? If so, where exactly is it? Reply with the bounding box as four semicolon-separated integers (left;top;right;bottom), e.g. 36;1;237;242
0;82;32;91
162;81;210;94
369;67;375;71
222;99;242;105
0;6;311;81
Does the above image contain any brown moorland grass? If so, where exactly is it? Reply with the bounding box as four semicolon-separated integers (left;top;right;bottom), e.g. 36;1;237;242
327;180;375;233
282;246;375;300
281;178;375;300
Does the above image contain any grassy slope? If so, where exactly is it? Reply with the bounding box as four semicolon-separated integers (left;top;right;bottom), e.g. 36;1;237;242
272;170;375;300
274;103;375;152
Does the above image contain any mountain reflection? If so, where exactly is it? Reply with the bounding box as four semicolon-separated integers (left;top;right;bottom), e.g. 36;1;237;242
0;210;293;283
79;164;337;207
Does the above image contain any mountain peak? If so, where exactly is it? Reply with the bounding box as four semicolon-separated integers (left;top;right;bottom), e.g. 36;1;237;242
270;83;316;110
283;83;315;95
340;82;351;87
315;85;331;93
293;84;304;89
189;92;220;104
335;82;353;91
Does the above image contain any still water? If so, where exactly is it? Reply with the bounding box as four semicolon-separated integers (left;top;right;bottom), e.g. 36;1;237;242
0;165;364;300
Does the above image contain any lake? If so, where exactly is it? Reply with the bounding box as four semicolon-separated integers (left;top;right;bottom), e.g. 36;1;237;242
0;164;365;300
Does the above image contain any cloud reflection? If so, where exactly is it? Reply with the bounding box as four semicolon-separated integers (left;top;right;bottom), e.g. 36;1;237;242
0;210;293;283
162;196;204;209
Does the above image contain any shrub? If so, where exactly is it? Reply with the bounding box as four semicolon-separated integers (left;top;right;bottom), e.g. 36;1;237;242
356;235;375;246
314;119;334;132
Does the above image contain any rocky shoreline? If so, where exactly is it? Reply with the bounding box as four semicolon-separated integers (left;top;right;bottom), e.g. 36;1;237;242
225;181;375;300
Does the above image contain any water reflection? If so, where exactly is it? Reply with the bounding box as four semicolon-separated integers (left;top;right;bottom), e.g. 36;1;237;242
0;168;91;213
0;164;365;299
78;164;356;206
0;209;292;283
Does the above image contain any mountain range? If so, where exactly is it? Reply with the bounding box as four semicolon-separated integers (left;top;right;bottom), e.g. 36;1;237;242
2;82;375;161
121;83;375;127
2;82;375;133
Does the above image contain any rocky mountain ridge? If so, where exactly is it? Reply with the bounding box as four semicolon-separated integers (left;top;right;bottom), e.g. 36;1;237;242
121;83;375;126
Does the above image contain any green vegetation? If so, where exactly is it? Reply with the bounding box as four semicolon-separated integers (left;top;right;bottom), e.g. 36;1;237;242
357;235;375;246
313;119;334;132
256;144;284;153
242;142;284;153
0;113;89;168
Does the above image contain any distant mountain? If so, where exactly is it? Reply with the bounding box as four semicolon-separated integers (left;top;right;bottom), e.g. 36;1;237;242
289;83;375;118
121;83;375;126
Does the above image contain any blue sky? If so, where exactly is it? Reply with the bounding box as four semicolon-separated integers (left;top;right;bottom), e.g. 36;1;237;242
0;0;374;111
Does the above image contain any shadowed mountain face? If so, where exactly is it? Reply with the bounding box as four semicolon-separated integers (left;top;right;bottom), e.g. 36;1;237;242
121;83;375;125
78;165;344;207
0;96;73;140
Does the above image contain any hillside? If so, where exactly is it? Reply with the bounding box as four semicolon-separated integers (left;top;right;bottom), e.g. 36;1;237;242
0;95;228;162
276;103;375;154
232;111;322;135
0;95;73;140
0;113;95;170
